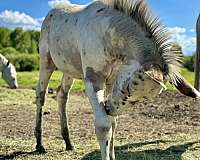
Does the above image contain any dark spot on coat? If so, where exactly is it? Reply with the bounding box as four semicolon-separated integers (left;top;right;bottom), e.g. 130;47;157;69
63;60;66;64
138;74;144;81
138;74;143;79
133;81;139;85
106;141;108;146
122;102;126;105
122;98;127;102
50;14;53;17
97;8;105;13
121;90;125;94
127;84;131;96
123;97;128;101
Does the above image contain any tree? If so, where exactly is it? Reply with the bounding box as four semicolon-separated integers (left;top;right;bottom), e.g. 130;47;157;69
10;28;23;49
16;31;32;53
0;27;12;48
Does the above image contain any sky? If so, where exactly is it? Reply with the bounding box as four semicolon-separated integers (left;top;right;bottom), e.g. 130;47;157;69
0;0;199;55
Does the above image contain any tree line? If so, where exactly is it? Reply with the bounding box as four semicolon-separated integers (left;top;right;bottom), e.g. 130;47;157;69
0;27;40;71
0;27;40;55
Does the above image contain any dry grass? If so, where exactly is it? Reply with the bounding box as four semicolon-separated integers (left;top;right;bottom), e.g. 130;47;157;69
0;87;200;160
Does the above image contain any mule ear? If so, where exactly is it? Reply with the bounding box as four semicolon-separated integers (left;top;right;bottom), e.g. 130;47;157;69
171;75;200;98
6;61;10;66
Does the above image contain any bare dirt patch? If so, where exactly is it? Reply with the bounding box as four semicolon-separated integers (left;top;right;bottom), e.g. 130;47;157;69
0;87;200;160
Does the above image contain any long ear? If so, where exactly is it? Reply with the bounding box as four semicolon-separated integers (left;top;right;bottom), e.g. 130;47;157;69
171;74;200;98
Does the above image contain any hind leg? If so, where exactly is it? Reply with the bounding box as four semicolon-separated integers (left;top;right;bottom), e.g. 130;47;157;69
57;74;74;150
35;53;55;153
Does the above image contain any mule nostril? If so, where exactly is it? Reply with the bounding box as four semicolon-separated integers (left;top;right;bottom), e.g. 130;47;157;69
105;106;111;115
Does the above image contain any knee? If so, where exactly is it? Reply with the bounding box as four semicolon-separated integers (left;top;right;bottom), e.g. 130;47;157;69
95;118;112;138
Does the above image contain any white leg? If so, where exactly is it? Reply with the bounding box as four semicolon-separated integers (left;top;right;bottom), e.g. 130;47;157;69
84;68;113;160
110;117;117;160
57;75;74;150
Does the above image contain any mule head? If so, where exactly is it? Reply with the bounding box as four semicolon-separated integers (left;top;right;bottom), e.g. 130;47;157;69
105;64;167;116
2;61;18;89
105;63;200;116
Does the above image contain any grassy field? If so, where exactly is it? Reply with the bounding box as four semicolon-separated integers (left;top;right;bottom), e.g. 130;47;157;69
0;71;85;92
0;68;195;92
0;68;199;160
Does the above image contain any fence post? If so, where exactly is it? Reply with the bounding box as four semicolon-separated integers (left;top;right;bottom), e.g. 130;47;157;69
195;14;200;90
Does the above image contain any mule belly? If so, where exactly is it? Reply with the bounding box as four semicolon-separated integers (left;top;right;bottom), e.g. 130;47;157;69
50;47;83;79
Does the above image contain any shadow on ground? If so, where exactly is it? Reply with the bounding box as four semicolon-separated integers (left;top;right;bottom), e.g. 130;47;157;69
0;140;198;160
81;140;198;160
0;150;42;160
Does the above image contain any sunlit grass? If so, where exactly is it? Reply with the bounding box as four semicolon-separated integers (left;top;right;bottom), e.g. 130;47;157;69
0;71;85;92
0;68;195;92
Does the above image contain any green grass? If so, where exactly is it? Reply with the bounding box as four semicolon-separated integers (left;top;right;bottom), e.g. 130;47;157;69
0;68;195;92
0;71;85;92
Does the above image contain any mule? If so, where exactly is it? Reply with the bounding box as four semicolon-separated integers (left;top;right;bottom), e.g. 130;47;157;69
0;54;18;89
35;0;200;159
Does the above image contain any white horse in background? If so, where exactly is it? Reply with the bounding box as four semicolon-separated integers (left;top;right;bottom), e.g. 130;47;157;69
0;54;18;89
35;0;200;159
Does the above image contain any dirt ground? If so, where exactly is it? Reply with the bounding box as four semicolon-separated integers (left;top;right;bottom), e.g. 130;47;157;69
0;87;200;160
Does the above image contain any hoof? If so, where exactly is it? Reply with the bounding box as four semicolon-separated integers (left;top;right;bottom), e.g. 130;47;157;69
66;144;75;151
36;145;46;154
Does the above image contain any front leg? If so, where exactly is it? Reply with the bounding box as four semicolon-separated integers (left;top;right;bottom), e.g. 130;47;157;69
84;67;113;160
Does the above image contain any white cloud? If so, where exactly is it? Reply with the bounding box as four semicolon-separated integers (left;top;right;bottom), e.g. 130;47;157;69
0;10;43;30
48;0;72;8
168;27;186;34
189;29;195;33
168;27;196;55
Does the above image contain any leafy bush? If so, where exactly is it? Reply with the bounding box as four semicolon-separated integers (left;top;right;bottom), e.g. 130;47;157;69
183;55;195;72
0;47;20;56
6;54;39;71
